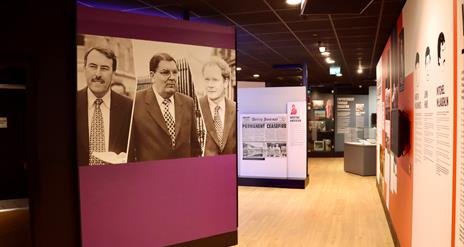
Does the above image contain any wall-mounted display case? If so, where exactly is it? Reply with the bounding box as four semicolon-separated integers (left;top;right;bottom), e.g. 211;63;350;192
307;91;335;156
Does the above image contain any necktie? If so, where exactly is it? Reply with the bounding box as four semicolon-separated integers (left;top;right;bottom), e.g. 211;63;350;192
162;98;176;148
213;105;223;148
89;98;105;165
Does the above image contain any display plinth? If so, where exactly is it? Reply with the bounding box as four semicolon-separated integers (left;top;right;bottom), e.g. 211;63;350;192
344;142;376;176
238;176;309;189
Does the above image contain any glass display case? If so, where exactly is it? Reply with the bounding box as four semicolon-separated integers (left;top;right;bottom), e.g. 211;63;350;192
307;91;335;155
344;127;377;145
344;127;377;176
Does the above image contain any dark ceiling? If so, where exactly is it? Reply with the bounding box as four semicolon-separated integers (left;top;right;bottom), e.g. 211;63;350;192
77;0;406;88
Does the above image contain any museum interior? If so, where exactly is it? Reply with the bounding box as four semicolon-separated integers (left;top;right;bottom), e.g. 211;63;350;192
0;0;463;246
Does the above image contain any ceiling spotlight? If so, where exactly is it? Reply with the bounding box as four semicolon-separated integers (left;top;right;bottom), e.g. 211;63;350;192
236;67;242;71
325;58;335;64
357;60;363;74
336;73;342;77
321;51;330;57
359;85;363;88
253;74;260;78
318;40;326;53
286;0;301;5
331;89;335;94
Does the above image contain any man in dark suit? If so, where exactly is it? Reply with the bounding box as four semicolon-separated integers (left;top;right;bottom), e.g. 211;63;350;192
77;47;133;166
129;53;201;161
199;57;236;156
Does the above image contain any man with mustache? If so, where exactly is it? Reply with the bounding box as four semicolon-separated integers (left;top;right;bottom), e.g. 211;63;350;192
199;57;236;156
129;52;201;161
77;47;133;165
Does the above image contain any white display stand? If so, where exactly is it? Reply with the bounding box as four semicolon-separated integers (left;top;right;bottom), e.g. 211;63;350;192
237;87;308;188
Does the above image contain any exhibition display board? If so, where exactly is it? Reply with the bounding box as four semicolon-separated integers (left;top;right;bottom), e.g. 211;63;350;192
237;87;308;188
455;0;464;245
77;7;237;246
334;94;369;152
376;0;463;246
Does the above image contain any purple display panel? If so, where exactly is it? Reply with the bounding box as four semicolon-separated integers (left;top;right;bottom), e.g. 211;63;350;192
77;6;235;49
77;7;237;246
79;155;236;246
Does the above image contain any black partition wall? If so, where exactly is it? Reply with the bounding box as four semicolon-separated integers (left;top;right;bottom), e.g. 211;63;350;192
1;2;80;246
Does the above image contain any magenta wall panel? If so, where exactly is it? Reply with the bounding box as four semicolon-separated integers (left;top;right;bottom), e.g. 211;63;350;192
77;6;237;246
77;6;235;49
79;155;236;246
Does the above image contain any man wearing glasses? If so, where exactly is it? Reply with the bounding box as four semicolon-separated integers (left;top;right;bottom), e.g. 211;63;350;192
129;52;201;161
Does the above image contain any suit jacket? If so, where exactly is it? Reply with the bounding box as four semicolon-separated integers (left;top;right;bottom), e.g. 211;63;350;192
77;88;133;166
129;88;201;161
199;96;236;156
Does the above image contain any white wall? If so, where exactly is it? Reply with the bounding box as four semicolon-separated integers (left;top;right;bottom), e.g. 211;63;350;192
237;87;307;179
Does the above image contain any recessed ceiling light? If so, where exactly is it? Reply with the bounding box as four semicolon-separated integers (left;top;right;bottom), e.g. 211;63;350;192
331;89;335;94
359;85;363;88
336;73;342;77
253;74;260;78
321;51;330;56
319;46;326;53
357;61;363;74
236;67;242;71
286;0;301;5
325;58;335;64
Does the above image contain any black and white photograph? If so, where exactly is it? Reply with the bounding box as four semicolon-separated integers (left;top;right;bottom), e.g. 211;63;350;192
264;142;287;158
128;38;236;162
76;34;136;166
242;142;265;160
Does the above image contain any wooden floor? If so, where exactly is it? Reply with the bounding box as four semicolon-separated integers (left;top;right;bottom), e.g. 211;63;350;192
237;158;393;247
0;209;30;247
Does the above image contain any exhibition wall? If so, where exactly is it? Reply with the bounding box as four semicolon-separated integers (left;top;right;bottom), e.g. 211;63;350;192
334;94;369;152
237;87;307;181
77;7;237;246
376;0;463;246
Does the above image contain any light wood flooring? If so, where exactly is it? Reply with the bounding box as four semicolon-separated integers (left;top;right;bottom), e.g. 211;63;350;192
237;158;393;247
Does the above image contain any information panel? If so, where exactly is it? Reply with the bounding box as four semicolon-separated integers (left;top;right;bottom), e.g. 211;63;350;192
241;114;287;160
239;114;288;178
402;0;455;246
455;0;464;245
287;101;307;179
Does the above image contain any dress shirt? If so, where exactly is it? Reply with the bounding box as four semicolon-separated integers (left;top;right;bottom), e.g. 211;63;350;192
208;97;225;130
152;86;175;122
87;88;111;151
